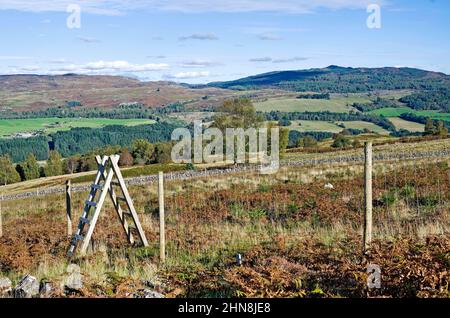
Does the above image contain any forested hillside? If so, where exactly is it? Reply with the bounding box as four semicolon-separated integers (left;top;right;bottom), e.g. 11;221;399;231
0;122;182;162
209;66;450;94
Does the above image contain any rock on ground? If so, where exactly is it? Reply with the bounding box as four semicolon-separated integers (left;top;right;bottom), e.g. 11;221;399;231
14;275;40;298
133;289;165;298
0;278;12;298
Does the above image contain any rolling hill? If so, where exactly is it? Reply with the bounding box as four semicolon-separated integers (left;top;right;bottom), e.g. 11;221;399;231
208;65;450;93
0;74;231;111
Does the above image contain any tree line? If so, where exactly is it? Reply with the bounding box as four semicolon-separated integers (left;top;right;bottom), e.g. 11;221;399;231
399;89;450;112
352;97;397;112
51;122;180;158
0;138;176;185
263;111;397;132
0;104;160;120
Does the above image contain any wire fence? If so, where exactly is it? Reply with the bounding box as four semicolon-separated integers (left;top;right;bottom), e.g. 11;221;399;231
1;149;449;202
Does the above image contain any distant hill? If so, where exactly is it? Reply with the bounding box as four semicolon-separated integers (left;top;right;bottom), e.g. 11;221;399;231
208;66;450;93
0;74;229;111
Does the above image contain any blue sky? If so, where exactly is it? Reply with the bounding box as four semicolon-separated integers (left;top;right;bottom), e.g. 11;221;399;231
0;0;449;83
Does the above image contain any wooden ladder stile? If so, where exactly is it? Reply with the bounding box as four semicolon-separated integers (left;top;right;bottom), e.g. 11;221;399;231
67;154;149;258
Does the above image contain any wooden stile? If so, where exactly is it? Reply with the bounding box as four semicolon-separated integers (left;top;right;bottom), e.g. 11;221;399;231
67;155;149;258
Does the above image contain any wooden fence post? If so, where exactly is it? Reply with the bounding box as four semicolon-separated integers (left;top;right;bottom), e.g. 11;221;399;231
66;180;72;237
363;142;373;254
158;172;166;264
0;192;3;238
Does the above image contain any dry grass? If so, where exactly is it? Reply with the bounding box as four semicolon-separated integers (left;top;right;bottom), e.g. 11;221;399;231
0;140;449;298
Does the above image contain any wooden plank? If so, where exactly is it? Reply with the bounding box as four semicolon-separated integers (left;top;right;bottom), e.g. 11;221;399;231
66;180;72;237
363;142;373;255
0;192;3;238
96;159;135;245
158;171;166;263
85;201;97;208
68;155;109;258
80;217;91;225
80;167;114;256
109;155;149;247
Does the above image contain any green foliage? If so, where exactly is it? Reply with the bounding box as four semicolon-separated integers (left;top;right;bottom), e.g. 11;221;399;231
209;66;450;93
400;89;450;112
296;136;318;148
288;131;332;148
0;155;21;185
0;136;49;162
331;134;351;148
43;150;63;177
353;97;397;112
185;163;196;171
18;154;40;181
279;127;289;155
153;142;173;164
265;111;396;132
258;184;272;193
51;122;180;158
247;208;267;221
278;119;292;127
424;118;448;136
297;93;330;99
131;139;155;164
0;103;159;120
212;98;264;131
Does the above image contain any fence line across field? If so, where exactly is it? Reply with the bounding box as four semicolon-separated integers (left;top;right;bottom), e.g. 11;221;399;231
1;149;449;202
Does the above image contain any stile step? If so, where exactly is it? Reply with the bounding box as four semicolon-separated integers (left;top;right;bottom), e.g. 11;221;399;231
85;201;97;208
91;184;103;191
80;217;91;225
122;210;133;217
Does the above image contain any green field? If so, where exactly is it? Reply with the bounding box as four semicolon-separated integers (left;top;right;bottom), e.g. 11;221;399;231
0;118;156;137
388;117;425;133
255;95;370;113
337;121;390;135
285;120;389;135
287;120;343;133
369;107;450;121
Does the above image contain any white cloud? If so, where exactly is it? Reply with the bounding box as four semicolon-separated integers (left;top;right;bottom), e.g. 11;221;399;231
76;36;101;43
257;34;283;41
249;56;309;63
178;33;219;41
0;0;384;15
49;60;169;74
164;71;210;79
273;57;309;63
249;57;272;62
180;60;221;68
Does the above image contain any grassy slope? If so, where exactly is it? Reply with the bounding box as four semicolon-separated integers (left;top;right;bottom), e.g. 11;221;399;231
0;118;156;137
254;95;368;113
388;117;425;132
337;121;390;135
369;107;450;121
0;138;448;298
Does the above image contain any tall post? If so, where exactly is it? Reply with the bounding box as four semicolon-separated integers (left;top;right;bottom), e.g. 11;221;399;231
363;142;373;254
66;180;72;237
0;192;3;238
158;172;166;264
